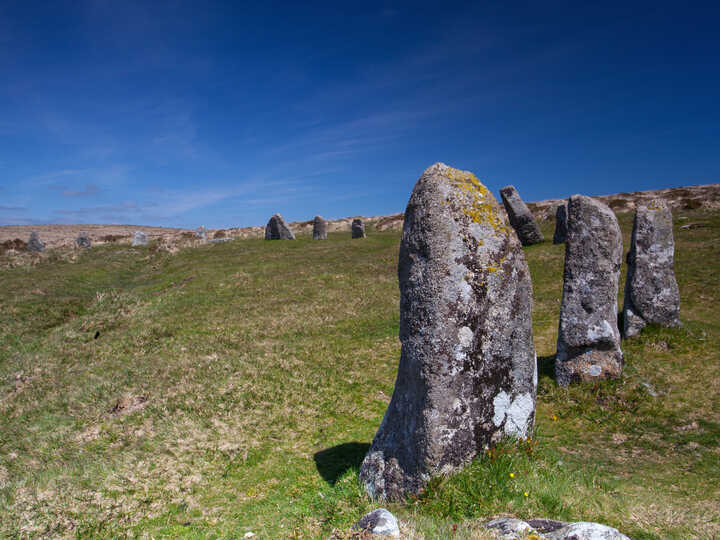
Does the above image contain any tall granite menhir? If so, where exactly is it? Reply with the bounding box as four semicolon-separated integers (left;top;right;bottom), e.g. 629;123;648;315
359;163;536;501
622;200;680;337
351;218;366;239
312;216;327;240
499;185;543;245
553;203;568;244
265;214;295;240
556;195;623;386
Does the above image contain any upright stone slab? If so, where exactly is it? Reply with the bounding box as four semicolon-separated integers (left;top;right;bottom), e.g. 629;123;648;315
622;200;680;337
499;185;543;245
312;216;327;240
359;163;536;501
28;232;45;252
76;232;91;248
132;231;148;246
553;203;568;244
556;195;623;386
351;218;366;239
196;226;207;240
265;214;295;240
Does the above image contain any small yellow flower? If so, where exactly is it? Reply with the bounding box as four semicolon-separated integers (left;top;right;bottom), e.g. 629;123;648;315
524;491;529;497
552;415;558;421
509;472;515;478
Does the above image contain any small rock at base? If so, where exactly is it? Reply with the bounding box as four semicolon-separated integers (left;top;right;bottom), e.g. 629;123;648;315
542;521;631;540
353;508;400;537
485;517;536;538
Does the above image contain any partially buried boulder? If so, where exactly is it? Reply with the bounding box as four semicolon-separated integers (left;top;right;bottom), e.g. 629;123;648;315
359;163;536;501
622;200;680;337
351;218;365;239
28;232;45;252
499;185;544;245
555;195;623;386
312;216;327;240
265;214;295;240
76;232;91;249
553;203;568;244
132;231;148;246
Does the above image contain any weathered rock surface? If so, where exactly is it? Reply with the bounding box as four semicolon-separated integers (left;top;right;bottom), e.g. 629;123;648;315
499;185;544;245
622;200;680;337
132;231;148;246
351;218;366;238
76;232;91;249
485;518;632;540
28;232;45;252
312;216;327;240
359;163;536;501
553;203;568;244
555;195;623;386
264;214;295;240
353;508;400;537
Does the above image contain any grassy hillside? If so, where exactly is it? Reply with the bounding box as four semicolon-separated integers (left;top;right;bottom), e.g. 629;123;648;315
0;210;718;539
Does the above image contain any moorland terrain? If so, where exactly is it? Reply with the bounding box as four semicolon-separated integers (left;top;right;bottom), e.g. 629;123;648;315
0;184;719;539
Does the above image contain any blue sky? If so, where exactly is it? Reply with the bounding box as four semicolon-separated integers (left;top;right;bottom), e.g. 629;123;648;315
1;1;718;228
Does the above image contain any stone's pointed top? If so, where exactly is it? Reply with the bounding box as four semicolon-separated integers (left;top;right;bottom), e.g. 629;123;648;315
359;163;536;501
499;185;544;245
265;214;295;240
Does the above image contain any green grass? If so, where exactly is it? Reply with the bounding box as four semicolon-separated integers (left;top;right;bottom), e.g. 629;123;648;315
1;211;719;539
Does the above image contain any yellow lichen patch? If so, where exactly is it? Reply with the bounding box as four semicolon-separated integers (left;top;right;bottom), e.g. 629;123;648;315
442;167;508;233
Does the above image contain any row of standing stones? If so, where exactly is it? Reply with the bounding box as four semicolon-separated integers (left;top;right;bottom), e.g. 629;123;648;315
355;163;678;539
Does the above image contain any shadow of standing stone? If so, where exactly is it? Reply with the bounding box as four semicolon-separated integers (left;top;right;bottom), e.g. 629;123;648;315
313;442;370;486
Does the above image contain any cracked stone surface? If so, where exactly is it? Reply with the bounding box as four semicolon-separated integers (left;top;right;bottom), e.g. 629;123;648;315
264;214;295;240
359;163;536;501
500;185;544;245
555;195;623;387
622;200;680;337
312;216;327;240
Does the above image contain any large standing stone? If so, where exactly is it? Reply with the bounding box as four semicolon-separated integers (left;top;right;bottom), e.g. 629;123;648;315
264;214;295;240
556;195;623;386
553;203;568;244
499;185;544;245
28;232;45;252
312;216;327;240
622;200;680;337
196;226;207;240
359;163;536;501
76;232;91;249
132;231;148;246
351;218;366;239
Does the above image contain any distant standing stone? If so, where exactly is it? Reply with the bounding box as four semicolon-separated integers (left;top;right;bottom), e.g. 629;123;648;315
553;203;568;244
312;216;327;240
359;163;536;501
556;195;623;386
132;231;148;246
196;226;207;240
622;200;680;337
499;185;544;245
28;232;45;252
351;218;366;239
264;213;295;240
76;232;91;249
353;509;400;537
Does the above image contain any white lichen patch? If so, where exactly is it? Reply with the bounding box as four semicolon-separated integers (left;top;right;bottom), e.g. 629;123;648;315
493;391;533;437
492;391;510;426
458;326;473;348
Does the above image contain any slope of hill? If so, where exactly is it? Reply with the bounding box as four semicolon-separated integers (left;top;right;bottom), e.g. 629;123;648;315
0;196;718;538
